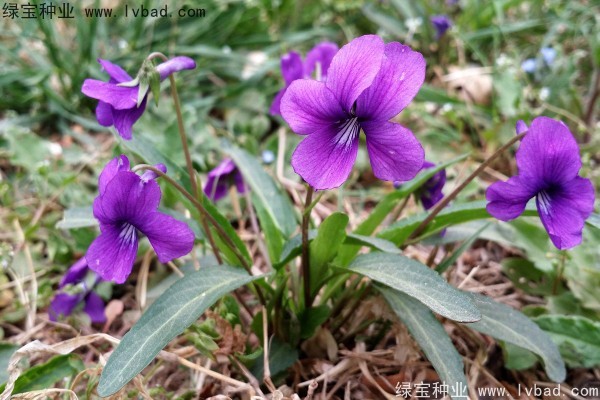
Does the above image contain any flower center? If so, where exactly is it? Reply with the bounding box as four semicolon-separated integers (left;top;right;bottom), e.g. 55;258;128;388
536;190;552;215
333;117;360;149
118;222;138;247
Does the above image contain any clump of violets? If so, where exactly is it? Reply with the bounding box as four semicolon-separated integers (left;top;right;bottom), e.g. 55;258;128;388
49;258;106;323
430;15;452;39
486;117;595;249
82;56;196;140
281;35;426;190
204;158;246;201
86;155;195;283
270;42;338;115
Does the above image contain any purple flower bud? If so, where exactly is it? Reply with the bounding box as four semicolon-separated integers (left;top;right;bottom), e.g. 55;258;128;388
204;158;246;201
430;15;452;39
515;120;528;135
416;162;446;210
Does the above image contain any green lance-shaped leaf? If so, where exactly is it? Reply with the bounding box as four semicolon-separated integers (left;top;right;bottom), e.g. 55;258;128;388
467;293;566;382
378;201;538;246
587;213;600;230
97;266;262;397
380;287;469;400
337;154;467;265
56;206;97;229
0;354;83;394
533;315;600;368
226;146;296;237
347;253;480;322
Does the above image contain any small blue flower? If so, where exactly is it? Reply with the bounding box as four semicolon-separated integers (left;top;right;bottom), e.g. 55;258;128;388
521;58;537;74
262;150;275;164
540;47;556;66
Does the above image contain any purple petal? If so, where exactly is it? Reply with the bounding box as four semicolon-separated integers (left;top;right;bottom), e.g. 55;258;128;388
93;171;161;225
137;212;195;263
204;159;240;200
419;163;446;210
156;56;197;81
291;124;359;190
86;223;139;284
356;42;426;121
98;155;130;196
537;177;595;250
111;97;147;140
281;51;304;85
234;170;246;194
516;116;582;185
208;158;237;177
362;121;424;182
281;80;345;135
83;292;106;323
96;101;114;127
515;120;528;135
269;87;286;116
204;176;229;201
98;59;132;83
49;293;82;321
304;42;339;78
81;79;139;110
141;163;167;182
486;176;537;220
59;258;89;287
325;35;385;112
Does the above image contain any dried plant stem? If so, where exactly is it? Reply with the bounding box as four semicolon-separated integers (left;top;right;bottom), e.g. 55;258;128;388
584;67;600;130
388;195;410;223
147;52;222;265
552;251;567;295
245;191;272;270
302;186;314;308
262;306;277;393
408;132;526;240
13;219;36;332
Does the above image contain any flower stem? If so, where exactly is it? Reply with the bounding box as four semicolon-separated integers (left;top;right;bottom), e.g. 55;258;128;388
135;165;267;306
552;251;567;295
146;52;222;265
301;185;314;309
408;132;527;240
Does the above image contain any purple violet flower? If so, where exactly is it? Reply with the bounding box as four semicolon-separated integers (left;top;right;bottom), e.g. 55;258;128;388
203;158;246;201
416;161;446;210
82;56;196;140
280;35;426;190
270;42;339;116
86;155;195;283
486;117;595;250
430;15;452;39
49;258;106;323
